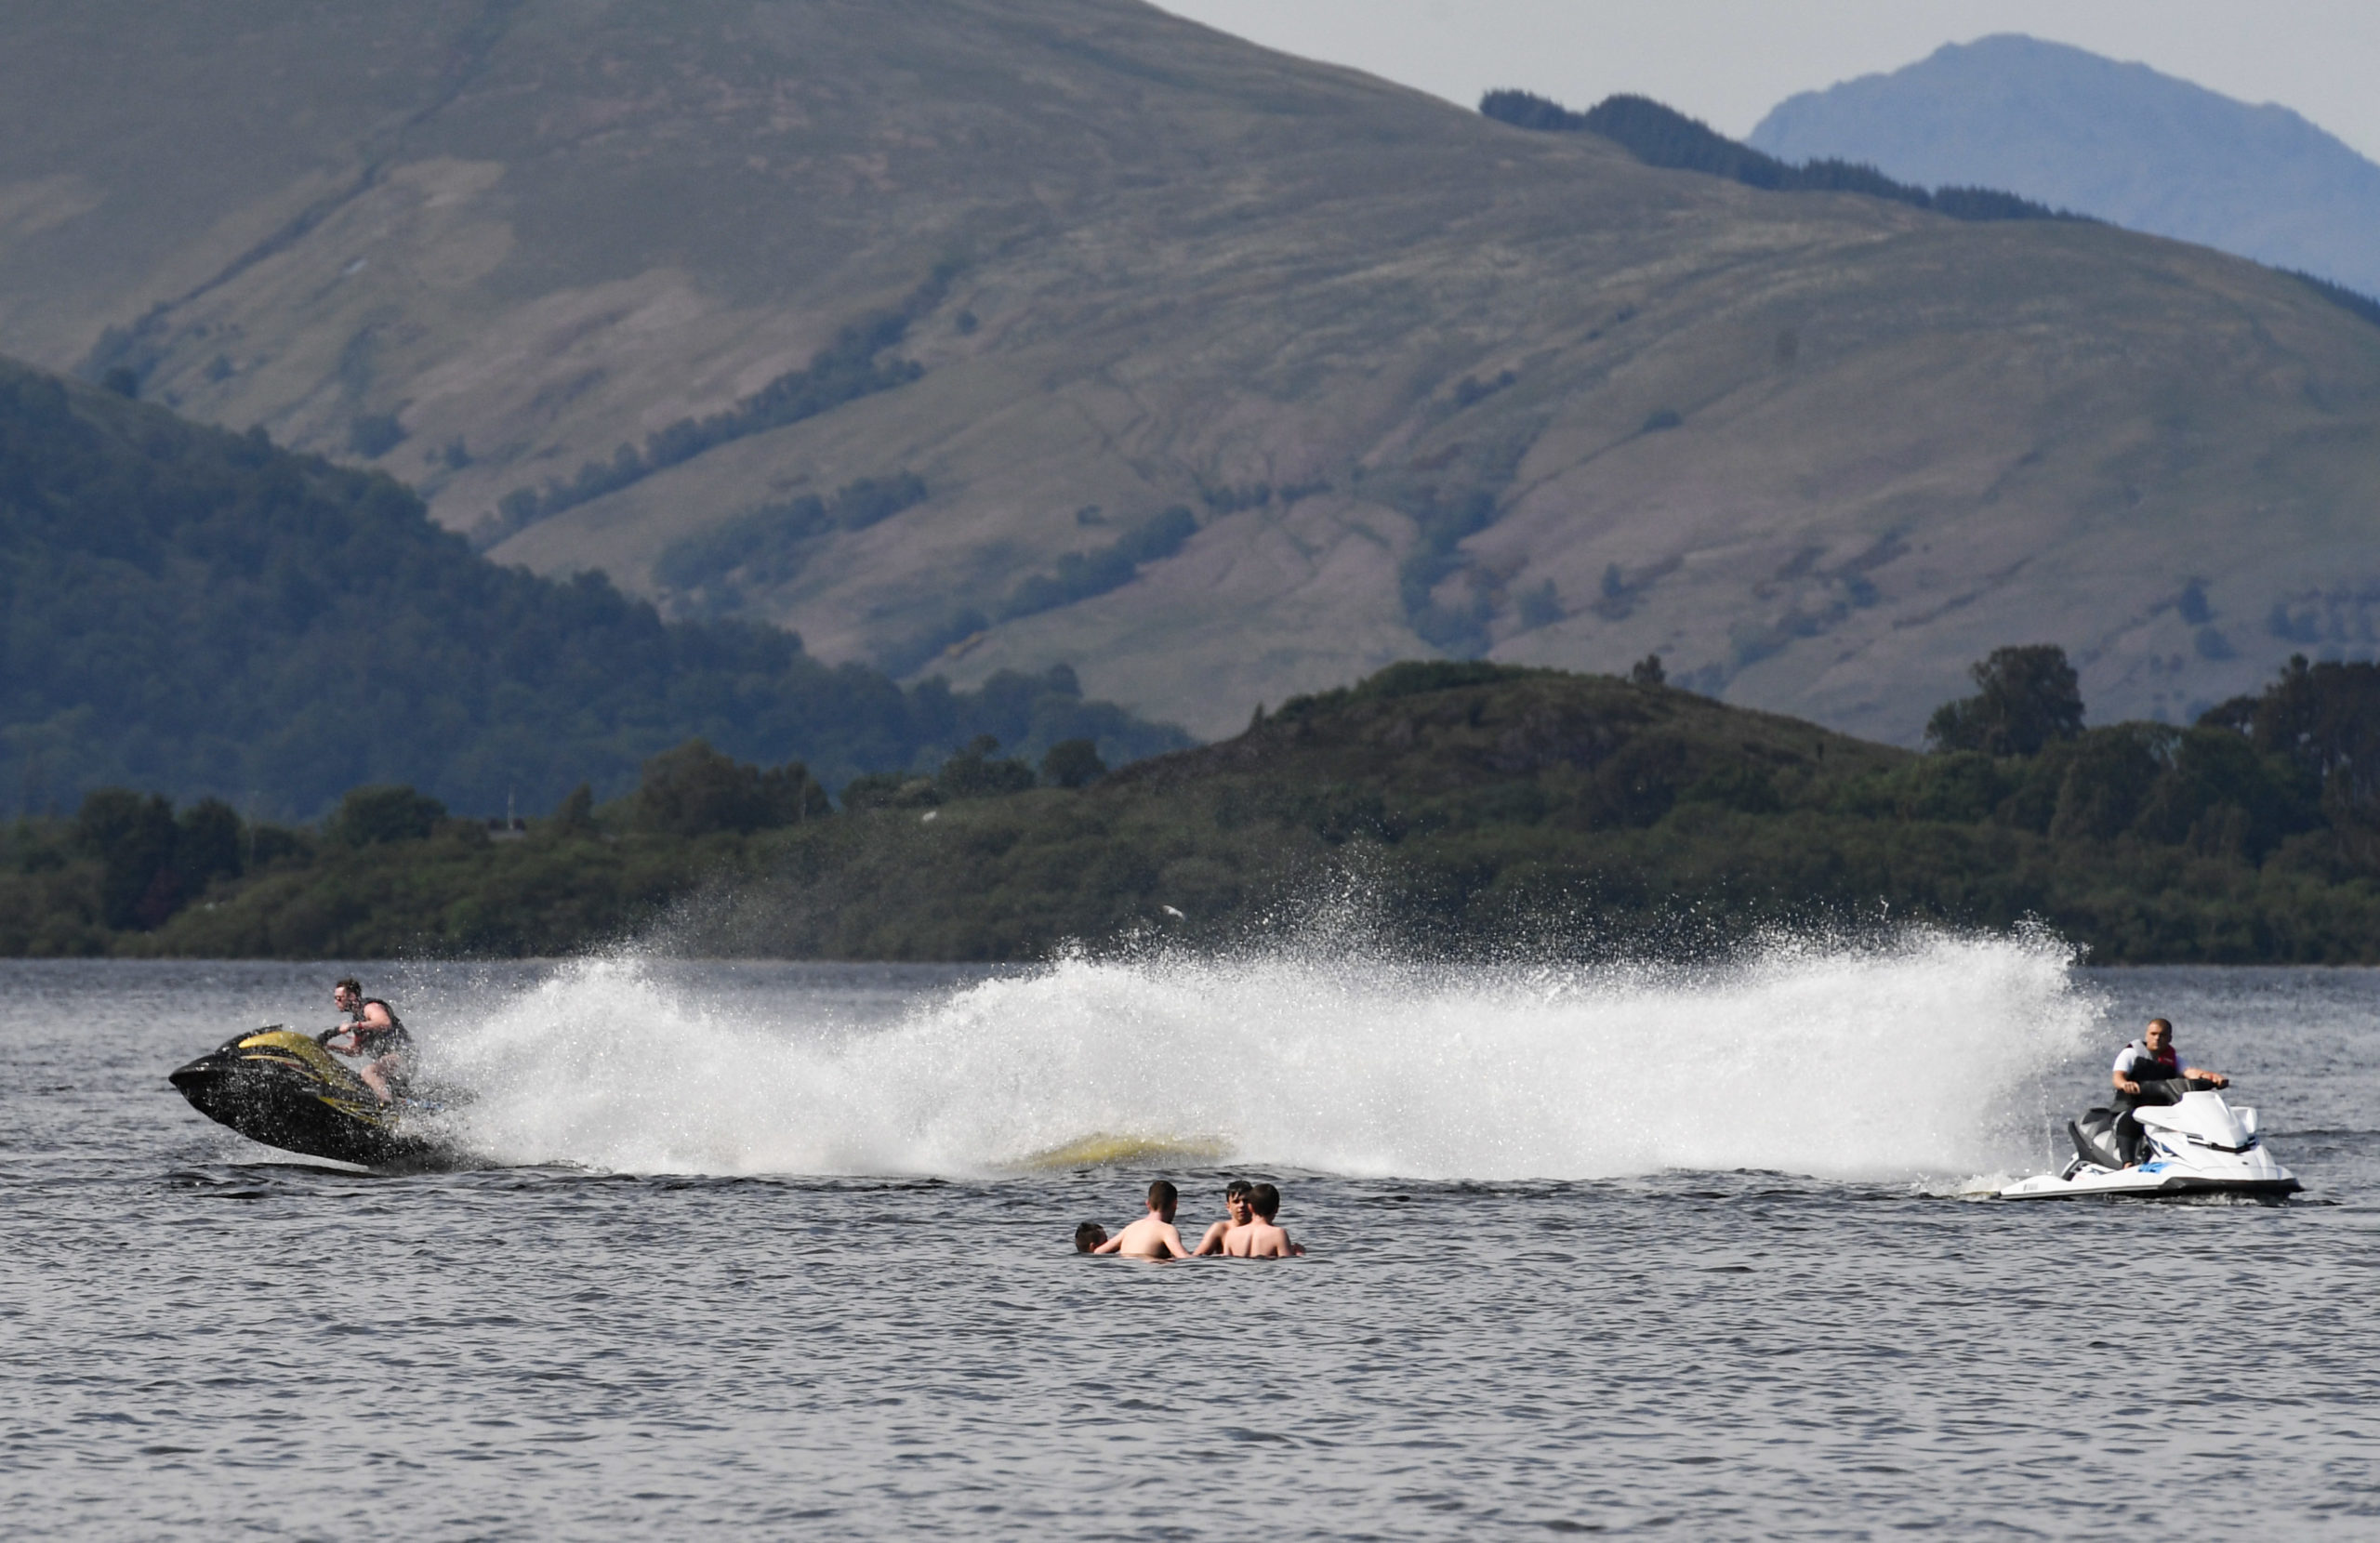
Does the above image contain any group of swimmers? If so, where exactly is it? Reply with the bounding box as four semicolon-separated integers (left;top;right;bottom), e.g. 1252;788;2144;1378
1075;1178;1304;1259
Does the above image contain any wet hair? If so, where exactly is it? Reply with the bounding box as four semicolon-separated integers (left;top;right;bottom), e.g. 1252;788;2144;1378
334;977;363;996
2148;1018;2173;1034
1074;1222;1107;1253
1147;1180;1178;1210
1249;1182;1280;1220
1224;1180;1252;1200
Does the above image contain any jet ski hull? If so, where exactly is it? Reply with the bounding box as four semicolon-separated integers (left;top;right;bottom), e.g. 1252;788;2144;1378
1997;1167;2301;1201
169;1029;455;1170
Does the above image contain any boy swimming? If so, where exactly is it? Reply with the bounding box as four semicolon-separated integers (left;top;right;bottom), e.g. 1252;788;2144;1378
1193;1179;1253;1255
1091;1180;1193;1259
1222;1181;1302;1258
1074;1221;1108;1253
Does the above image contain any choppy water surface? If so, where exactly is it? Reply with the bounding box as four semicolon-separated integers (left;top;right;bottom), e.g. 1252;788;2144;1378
4;936;2376;1538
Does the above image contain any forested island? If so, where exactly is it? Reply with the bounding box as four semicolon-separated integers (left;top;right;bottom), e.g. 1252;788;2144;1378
7;651;2375;964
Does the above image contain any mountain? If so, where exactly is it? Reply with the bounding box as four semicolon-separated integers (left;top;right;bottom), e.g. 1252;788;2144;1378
2;4;2378;747
0;357;1186;818
1750;34;2380;297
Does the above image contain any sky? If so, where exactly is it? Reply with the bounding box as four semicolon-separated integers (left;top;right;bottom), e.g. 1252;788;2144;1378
1154;1;2380;162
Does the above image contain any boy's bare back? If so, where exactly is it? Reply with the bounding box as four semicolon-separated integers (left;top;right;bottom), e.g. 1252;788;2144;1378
1223;1219;1293;1257
1091;1179;1191;1259
1104;1214;1190;1259
1222;1182;1302;1258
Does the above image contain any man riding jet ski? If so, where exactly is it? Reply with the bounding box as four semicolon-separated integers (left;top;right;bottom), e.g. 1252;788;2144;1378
2109;1017;2224;1163
168;980;455;1169
1999;1018;2299;1200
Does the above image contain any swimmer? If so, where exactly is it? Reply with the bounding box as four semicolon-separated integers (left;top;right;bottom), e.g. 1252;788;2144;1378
1074;1221;1108;1253
1222;1181;1303;1258
1091;1180;1192;1259
1193;1179;1254;1255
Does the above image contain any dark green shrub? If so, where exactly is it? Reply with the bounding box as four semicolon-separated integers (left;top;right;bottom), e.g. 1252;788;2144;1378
1040;738;1107;789
329;785;446;847
938;737;1037;799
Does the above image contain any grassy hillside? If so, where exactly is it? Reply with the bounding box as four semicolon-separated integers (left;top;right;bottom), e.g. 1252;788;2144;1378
2;1;2378;745
0;358;1186;818
13;658;2377;964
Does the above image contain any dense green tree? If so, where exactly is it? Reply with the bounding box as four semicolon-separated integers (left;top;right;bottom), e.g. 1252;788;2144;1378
177;798;245;885
631;740;825;837
2204;655;2380;823
553;783;598;835
2044;724;2165;841
1925;645;2085;756
74;789;179;930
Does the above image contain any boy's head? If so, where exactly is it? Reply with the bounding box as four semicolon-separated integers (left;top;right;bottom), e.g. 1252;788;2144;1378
1146;1179;1179;1219
1249;1182;1280;1220
1224;1178;1252;1220
1075;1221;1107;1253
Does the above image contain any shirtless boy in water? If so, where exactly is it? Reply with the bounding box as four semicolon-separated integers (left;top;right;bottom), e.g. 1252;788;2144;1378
1193;1180;1253;1255
1092;1180;1193;1259
1222;1182;1302;1258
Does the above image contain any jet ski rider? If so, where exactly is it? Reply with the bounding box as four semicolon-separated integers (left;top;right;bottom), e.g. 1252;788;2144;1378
2110;1017;2228;1165
328;977;413;1104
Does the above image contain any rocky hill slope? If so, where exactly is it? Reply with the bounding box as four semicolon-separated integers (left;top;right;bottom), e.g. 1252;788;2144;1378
1751;34;2380;297
2;2;2377;744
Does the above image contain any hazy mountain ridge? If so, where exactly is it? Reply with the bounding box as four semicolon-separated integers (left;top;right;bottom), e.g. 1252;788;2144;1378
1482;88;2080;224
1750;33;2380;297
2;3;2377;745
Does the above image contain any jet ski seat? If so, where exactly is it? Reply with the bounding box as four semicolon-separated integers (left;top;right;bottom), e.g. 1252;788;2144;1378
2069;1107;2124;1171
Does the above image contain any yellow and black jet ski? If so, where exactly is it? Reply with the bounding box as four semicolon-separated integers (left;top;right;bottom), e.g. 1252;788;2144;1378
169;1027;456;1170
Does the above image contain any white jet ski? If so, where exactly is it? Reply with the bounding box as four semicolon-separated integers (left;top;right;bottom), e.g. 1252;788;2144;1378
1998;1078;2300;1200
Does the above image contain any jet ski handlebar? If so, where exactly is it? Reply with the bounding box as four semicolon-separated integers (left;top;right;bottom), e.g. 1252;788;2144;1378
2140;1075;2228;1101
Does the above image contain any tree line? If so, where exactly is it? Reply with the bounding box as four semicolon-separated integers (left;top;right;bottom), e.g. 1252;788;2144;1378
474;265;957;547
879;505;1204;677
10;651;2378;963
653;471;931;611
17;727;1114;945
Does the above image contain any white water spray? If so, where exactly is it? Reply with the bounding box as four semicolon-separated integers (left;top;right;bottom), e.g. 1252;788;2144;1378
431;927;2100;1182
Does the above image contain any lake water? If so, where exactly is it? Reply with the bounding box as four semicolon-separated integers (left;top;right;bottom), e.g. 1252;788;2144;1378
4;934;2376;1538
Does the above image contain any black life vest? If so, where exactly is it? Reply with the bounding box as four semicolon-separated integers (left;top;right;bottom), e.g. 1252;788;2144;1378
2122;1038;2178;1084
350;998;412;1056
